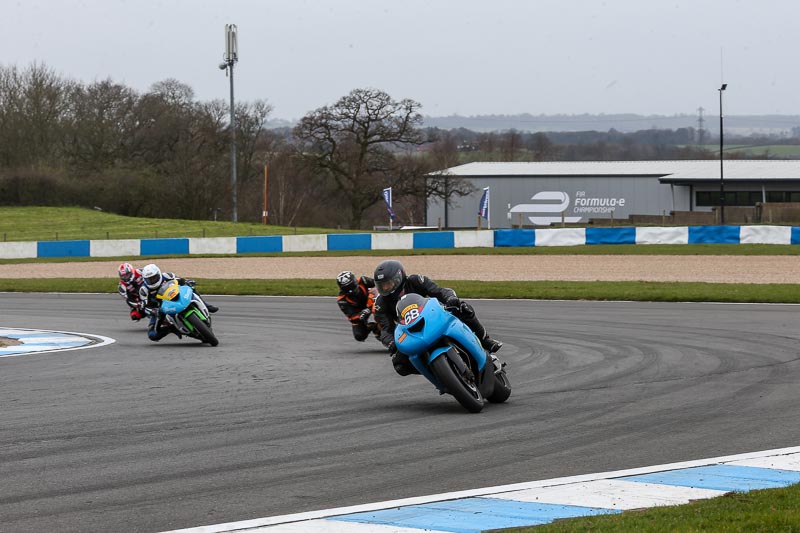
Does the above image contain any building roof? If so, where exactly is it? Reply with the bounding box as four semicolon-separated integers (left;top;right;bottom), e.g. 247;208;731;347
435;161;800;183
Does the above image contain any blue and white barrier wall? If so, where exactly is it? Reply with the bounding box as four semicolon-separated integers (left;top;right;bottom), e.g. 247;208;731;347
1;225;798;259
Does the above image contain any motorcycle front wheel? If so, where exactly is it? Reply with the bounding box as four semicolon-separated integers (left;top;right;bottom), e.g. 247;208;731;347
187;313;219;346
487;369;511;403
430;348;484;413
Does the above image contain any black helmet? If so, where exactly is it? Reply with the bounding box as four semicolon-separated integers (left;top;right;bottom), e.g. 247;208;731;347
336;270;358;295
374;260;407;298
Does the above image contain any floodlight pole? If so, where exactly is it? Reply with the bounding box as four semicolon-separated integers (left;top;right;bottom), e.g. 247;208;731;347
718;83;727;225
228;60;237;222
221;24;239;222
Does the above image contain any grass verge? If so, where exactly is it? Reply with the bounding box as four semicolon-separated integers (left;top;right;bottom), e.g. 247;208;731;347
2;278;799;303
0;206;353;242
496;483;800;532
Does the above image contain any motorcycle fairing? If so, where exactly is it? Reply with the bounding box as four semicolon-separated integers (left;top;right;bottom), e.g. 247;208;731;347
395;297;490;394
160;285;210;333
160;285;193;315
397;301;488;371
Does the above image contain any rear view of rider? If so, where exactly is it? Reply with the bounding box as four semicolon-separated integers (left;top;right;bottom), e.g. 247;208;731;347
117;262;145;321
372;259;503;376
336;270;379;342
139;263;219;341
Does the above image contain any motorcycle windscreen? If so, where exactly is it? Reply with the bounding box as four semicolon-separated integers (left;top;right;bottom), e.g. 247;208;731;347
396;293;428;326
395;297;451;355
156;280;181;301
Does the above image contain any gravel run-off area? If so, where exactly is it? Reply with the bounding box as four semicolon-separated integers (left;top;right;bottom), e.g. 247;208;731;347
1;255;798;284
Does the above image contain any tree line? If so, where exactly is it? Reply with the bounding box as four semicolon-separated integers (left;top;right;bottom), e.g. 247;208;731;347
1;62;775;229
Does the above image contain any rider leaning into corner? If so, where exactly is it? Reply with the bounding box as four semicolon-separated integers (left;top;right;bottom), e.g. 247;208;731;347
336;270;380;342
139;263;219;341
117;262;145;321
372;259;504;376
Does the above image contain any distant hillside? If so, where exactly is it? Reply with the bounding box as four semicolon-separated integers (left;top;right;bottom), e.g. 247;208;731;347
420;113;800;136
267;113;800;136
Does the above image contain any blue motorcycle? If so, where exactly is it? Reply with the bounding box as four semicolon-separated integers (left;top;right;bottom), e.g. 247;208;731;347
157;280;219;346
394;293;510;413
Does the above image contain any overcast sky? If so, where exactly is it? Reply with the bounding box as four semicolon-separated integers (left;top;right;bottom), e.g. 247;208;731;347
3;0;798;121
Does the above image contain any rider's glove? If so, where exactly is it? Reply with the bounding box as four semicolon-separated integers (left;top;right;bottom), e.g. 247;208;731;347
444;296;461;313
358;308;371;322
185;279;196;288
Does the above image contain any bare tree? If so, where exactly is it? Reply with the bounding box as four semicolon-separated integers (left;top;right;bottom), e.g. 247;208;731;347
478;132;498;160
527;132;556;161
264;144;330;227
500;129;523;160
421;131;475;214
293;88;424;228
126;80;229;219
233;99;274;220
62;79;138;171
0;63;73;168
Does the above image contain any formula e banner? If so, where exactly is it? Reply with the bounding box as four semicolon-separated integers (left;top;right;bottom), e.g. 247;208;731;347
382;187;396;220
478;187;490;219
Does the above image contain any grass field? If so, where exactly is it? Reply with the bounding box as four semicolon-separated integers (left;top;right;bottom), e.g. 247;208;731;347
0;206;352;242
697;143;800;157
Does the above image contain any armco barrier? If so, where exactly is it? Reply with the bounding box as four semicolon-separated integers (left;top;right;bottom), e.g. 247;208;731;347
495;229;534;247
91;239;140;257
413;231;455;249
236;235;282;254
37;240;91;258
0;241;37;259
688;225;740;244
327;233;371;251
635;226;688;245
585;227;636;245
2;225;798;259
140;238;189;256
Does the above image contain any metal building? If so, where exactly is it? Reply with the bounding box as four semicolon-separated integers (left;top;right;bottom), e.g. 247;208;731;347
427;160;800;228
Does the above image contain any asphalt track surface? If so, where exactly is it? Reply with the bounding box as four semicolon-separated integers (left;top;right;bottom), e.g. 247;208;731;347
1;293;800;533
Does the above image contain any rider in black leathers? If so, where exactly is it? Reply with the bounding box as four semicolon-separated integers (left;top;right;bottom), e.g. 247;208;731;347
372;259;503;376
336;271;380;341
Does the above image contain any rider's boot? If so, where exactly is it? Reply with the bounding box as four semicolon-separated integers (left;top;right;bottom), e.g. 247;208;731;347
170;325;183;339
391;351;420;376
479;335;505;373
480;335;503;354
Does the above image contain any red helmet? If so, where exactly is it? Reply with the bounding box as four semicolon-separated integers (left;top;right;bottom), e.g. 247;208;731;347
118;263;135;283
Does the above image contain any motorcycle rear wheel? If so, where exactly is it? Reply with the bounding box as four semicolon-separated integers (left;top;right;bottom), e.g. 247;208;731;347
187;313;219;346
431;348;484;413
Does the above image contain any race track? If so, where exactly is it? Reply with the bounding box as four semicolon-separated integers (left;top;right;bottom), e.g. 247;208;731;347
2;293;800;533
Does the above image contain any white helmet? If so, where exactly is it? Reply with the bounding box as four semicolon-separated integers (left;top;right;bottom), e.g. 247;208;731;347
141;263;163;289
